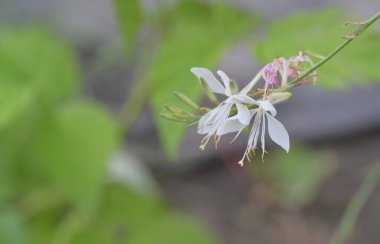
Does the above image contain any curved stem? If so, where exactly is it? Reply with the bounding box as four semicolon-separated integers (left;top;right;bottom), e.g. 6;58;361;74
287;11;380;88
226;12;380;121
120;75;152;133
245;11;380;99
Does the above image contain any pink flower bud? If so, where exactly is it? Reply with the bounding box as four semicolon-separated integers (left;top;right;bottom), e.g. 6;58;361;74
262;61;280;89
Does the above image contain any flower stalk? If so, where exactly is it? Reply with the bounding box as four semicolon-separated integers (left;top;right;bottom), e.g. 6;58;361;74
287;11;380;88
161;11;380;165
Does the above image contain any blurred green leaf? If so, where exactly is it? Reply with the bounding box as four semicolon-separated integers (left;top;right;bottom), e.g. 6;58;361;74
31;101;119;210
25;185;215;244
0;28;80;130
113;0;142;56
73;185;215;244
255;9;380;89
70;224;112;244
0;109;42;194
255;145;337;209
150;1;258;158
130;212;216;244
0;209;27;244
0;28;81;196
102;185;166;238
0;83;34;130
26;207;60;244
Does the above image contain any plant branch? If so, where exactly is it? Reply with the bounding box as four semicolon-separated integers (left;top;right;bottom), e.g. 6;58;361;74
287;11;380;88
225;12;380;120
162;12;380;124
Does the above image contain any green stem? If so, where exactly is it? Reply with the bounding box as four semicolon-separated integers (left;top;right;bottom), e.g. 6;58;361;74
49;211;87;244
219;12;380;118
120;75;152;133
18;188;65;220
118;31;159;134
287;11;380;88
329;160;380;244
242;11;380;100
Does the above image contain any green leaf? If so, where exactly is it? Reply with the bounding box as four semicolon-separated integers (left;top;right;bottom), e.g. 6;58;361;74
70;225;112;244
254;145;337;209
72;185;215;244
26;206;61;244
0;83;34;130
0;108;47;195
0;28;80;130
255;9;380;89
0;209;27;244
102;185;166;238
129;212;216;244
113;0;142;56
66;185;166;243
31;101;119;210
150;1;258;158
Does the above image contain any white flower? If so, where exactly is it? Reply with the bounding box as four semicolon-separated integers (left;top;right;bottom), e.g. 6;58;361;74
191;67;258;149
216;93;290;166
239;97;289;166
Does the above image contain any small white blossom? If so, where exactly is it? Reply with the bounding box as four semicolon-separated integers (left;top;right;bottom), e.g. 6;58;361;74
216;94;290;166
191;67;257;149
239;96;289;166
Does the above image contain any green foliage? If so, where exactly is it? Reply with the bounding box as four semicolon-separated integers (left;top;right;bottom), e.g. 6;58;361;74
255;9;380;89
129;213;216;244
101;185;166;236
31;102;119;210
26;207;61;244
0;26;216;243
149;1;258;158
68;185;215;244
0;29;80;130
113;0;142;56
0;83;33;130
254;145;337;209
0;209;27;244
0;28;82;195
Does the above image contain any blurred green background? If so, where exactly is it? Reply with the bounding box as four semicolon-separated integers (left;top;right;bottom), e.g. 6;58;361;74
0;0;380;243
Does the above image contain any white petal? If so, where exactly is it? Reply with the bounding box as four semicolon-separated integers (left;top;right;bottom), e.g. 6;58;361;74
239;70;262;95
217;70;232;96
249;109;258;116
198;103;232;135
247;111;260;147
236;103;251;125
258;100;277;116
231;94;256;104
197;111;215;134
191;67;225;95
198;106;223;134
280;59;289;87
199;108;216;126
211;103;232;125
266;113;290;152
216;116;246;136
261;112;266;152
253;114;262;148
